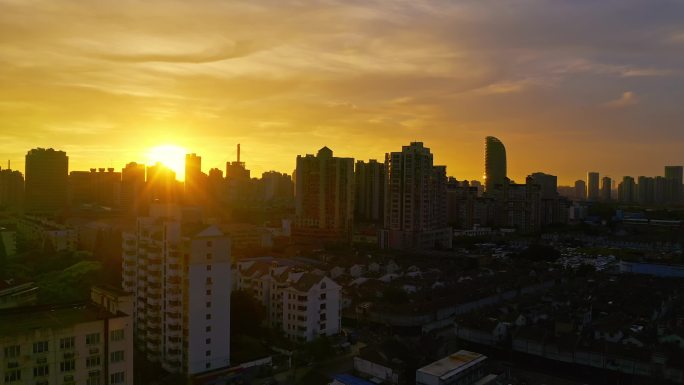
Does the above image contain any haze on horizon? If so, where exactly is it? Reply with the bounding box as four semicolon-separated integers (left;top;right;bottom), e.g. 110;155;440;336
1;0;684;185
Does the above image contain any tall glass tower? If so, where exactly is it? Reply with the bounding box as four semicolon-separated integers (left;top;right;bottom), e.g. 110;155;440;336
484;136;507;193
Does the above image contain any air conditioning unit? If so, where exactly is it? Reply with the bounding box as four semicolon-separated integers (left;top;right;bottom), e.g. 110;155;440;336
36;357;47;364
64;352;75;359
89;347;99;355
6;362;19;369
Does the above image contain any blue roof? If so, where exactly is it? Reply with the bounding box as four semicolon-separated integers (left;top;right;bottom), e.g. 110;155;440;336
332;374;375;385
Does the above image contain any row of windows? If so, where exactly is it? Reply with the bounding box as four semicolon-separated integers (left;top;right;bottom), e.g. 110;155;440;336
2;330;125;358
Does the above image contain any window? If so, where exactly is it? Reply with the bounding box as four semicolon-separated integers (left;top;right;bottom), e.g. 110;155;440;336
205;350;211;356
33;341;49;354
206;253;212;260
60;336;75;349
33;364;49;377
206;326;212;332
320;322;326;330
207;241;212;247
206;338;211;344
3;369;20;383
86;333;101;345
3;345;20;358
206;363;211;369
87;370;101;385
205;314;211;320
110;350;125;363
86;355;101;368
61;359;76;372
206;289;212;295
321;282;326;289
206;277;213;284
206;301;211;308
206;265;212;271
110;372;125;384
320;303;326;310
320;293;326;300
110;329;125;342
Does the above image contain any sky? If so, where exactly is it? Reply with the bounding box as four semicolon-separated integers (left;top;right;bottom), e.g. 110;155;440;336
1;0;683;184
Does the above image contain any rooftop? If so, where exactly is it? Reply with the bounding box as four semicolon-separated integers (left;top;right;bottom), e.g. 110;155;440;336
0;302;125;337
417;350;487;379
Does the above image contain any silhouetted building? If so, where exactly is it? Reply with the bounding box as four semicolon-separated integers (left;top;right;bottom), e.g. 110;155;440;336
528;172;567;226
146;163;178;203
0;167;24;211
225;144;252;205
446;179;478;229
601;176;612;201
484;136;506;194
121;162;146;216
381;142;451;249
25;148;68;213
261;171;294;204
664;166;683;204
654;176;667;204
294;147;354;242
529;172;558;199
637;176;655;204
355;160;385;223
492;177;542;233
574;180;586;201
618;176;636;203
184;153;207;206
587;172;599;201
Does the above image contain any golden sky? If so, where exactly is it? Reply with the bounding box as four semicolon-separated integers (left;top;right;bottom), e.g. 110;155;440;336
1;0;684;184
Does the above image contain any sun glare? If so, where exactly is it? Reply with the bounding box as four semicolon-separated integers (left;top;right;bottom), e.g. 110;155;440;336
146;144;186;179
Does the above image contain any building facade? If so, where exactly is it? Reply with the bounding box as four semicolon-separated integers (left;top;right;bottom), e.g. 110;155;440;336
354;160;385;223
381;142;451;250
25;148;69;213
122;205;231;375
294;147;354;242
587;172;600;201
484;137;506;194
0;287;133;385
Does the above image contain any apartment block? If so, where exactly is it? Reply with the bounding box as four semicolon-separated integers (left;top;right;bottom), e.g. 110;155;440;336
122;205;231;376
0;286;133;385
236;258;341;342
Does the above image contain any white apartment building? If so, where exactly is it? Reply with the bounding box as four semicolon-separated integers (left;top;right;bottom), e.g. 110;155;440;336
0;286;133;385
237;258;341;342
122;205;231;375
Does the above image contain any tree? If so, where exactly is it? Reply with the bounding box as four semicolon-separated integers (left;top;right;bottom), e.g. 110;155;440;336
230;290;267;337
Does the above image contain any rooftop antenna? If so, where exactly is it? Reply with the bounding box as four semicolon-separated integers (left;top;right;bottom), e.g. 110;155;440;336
237;143;241;164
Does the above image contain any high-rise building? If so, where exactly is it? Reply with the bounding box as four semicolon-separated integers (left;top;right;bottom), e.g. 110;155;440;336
587;172;600;201
654;176;667;204
381;142;451;249
664;166;683;203
492;177;542;232
260;171;294;204
637;176;655;204
184;153;207;206
121;162;146;216
225;144;252;205
601;176;612;201
618;176;636;203
0;286;134;385
70;168;121;208
484;136;506;193
354;160;385;223
529;172;558;199
446;179;479;229
0;167;24;211
574;180;586;201
294;147;354;241
122;205;231;375
146;163;178;203
25;148;68;213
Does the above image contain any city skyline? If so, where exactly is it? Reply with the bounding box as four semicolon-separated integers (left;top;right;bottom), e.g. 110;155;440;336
2;1;684;184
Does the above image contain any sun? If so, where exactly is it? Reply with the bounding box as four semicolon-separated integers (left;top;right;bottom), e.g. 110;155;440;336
146;144;187;180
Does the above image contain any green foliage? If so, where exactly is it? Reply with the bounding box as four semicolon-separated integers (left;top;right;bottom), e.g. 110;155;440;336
231;290;267;337
37;261;103;304
382;286;409;305
300;336;335;362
